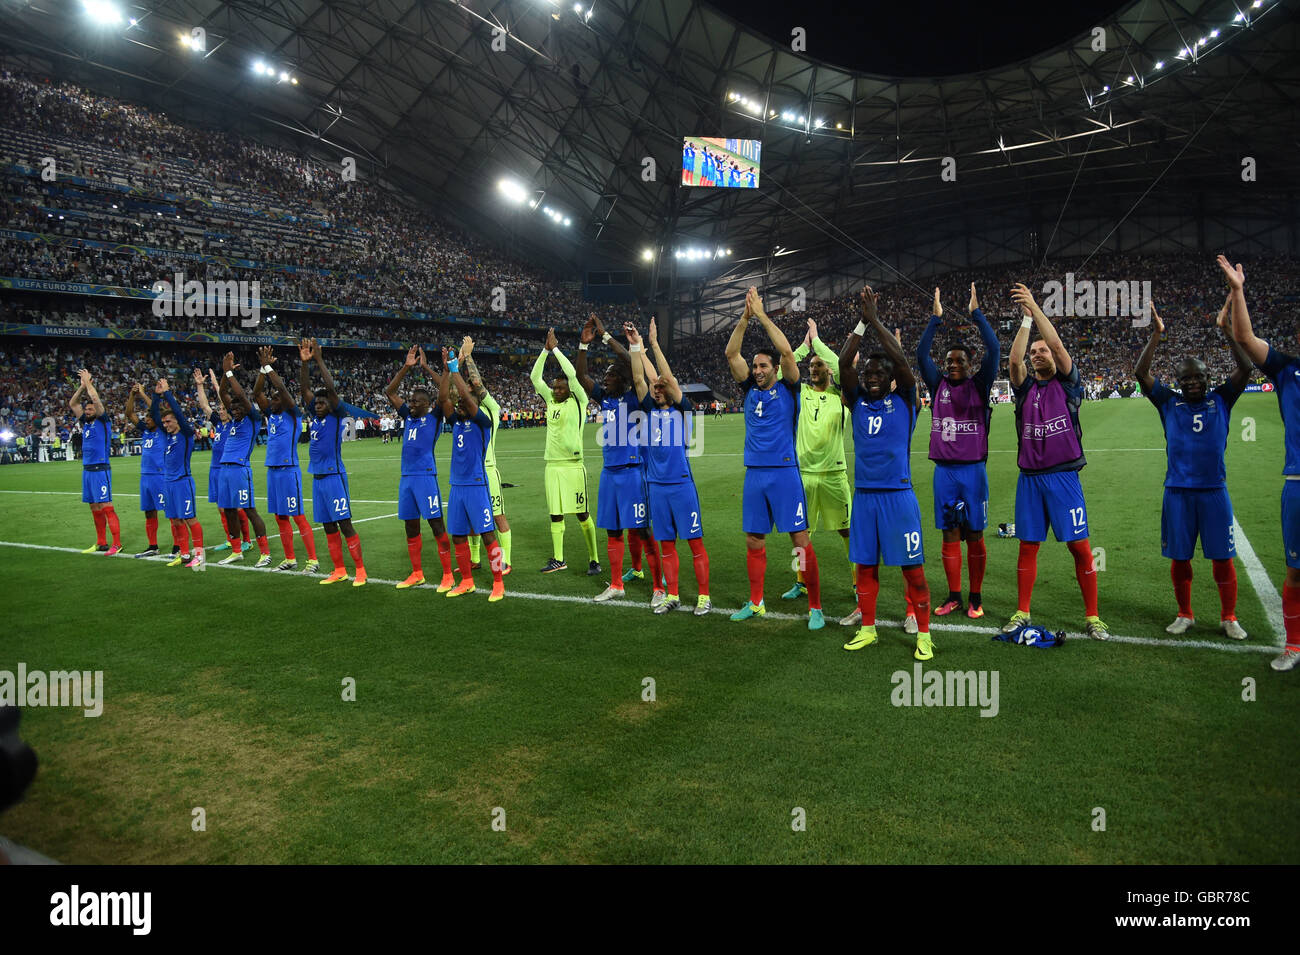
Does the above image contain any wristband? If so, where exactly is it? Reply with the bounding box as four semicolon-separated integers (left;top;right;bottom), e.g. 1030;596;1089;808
447;358;460;374
1021;316;1033;330
853;322;866;337
628;343;642;353
224;370;234;379
260;365;272;375
601;332;613;345
578;343;589;351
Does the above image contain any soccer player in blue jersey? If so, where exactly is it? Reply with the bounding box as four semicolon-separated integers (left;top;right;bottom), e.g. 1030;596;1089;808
577;314;664;605
1222;254;1300;671
126;383;165;558
71;368;121;555
252;346;318;574
384;345;455;592
149;378;206;571
299;338;367;586
213;353;271;567
726;286;824;629
1135;298;1251;640
442;347;507;601
198;368;250;555
839;287;933;657
917;284;999;618
628;320;711;614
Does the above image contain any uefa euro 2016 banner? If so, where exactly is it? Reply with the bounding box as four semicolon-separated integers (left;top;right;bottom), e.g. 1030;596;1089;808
0;322;537;356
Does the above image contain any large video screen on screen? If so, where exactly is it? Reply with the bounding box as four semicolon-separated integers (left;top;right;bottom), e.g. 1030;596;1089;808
682;137;760;188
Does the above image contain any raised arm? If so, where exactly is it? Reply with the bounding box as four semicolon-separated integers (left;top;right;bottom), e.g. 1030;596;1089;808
297;338;315;408
838;297;865;405
647;318;683;404
625;324;649;402
1012;282;1071;376
445;348;478;420
1218;255;1268;367
459;336;488;400
724;295;752;384
78;369;105;419
156;378;191;433
208;367;231;413
192;368;213;417
221;351;251;410
125;384;143;428
862;288;914;393
1133;303;1165;392
574;319;597;395
385;346;418;412
916;287;943;392
1008;304;1031;389
309;339;340;411
256;346;294;413
530;340;552;400
69;379;86;419
435;349;454;419
969;284;1001;391
748;287;798;384
1217;293;1253;391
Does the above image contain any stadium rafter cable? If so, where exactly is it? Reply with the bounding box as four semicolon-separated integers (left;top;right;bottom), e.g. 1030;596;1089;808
1041;0;1152;268
1078;42;1266;272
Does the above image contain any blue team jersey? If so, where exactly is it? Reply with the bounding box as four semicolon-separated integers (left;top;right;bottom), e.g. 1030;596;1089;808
221;406;261;467
591;384;643;468
450;409;492;486
210;416;229;465
743;374;799;468
265;409;301;468
398;401;444;476
640;395;694;484
851;385;918;489
140;427;165;475
1148;380;1242;488
1262;346;1300;475
155;394;195;481
80;414;111;468
308;408;345;475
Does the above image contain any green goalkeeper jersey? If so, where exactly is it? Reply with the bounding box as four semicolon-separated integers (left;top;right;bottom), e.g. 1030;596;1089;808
479;390;501;470
793;336;847;473
531;347;588;463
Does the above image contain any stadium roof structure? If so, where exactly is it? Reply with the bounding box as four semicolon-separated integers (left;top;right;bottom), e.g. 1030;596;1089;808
2;0;1298;327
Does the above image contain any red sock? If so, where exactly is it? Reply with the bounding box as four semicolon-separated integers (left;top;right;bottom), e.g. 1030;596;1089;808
644;536;663;591
1284;583;1300;651
803;543;821;610
276;516;295;560
902;565;931;633
345;533;364;571
1211;559;1238;620
145;514;159;548
1171;559;1194;617
293;514;317;560
967;537;987;594
1068;538;1099;617
454;539;473;584
327;531;344;570
407;535;422;573
256;535;270;556
746;545;766;606
92;508;107;545
486;539;504;585
435;533;452;579
188;522;203;549
608;535;625;585
941;540;962;594
629;532;644;571
856;564;880;625
660;540;680;595
219;510;231;539
103;506;120;545
172;521;189;554
904;588;916;617
238;509;251;543
688;537;710;596
1017;541;1040;613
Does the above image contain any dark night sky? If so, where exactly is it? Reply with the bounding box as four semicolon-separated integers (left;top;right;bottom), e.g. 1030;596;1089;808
706;0;1133;76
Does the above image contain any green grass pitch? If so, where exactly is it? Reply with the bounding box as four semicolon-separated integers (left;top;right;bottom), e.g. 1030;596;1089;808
1;395;1297;863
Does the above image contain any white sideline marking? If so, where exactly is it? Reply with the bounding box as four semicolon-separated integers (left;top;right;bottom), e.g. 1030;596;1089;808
347;512;400;525
1232;517;1285;647
0;540;1278;657
0;490;400;504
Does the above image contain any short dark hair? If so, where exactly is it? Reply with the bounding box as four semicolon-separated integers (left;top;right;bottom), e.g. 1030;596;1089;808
753;347;780;367
944;343;972;359
412;386;431;400
863;352;894;371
